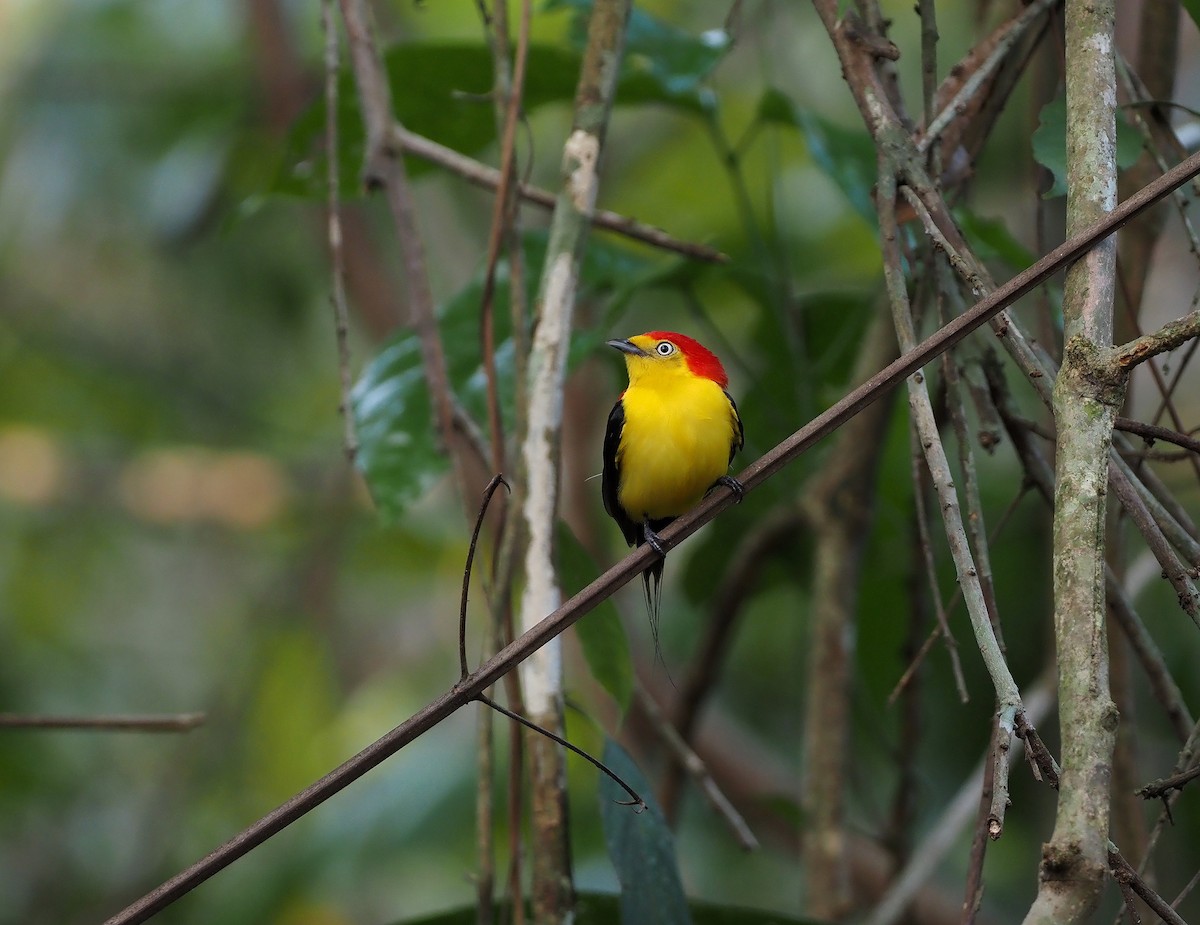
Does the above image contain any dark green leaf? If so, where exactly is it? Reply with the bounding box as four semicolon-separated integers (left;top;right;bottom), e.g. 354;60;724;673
1032;94;1144;199
273;30;728;200
352;232;668;522
956;208;1035;270
599;739;693;925
351;335;448;522
275;43;575;197
551;0;728;109
757;89;877;223
558;525;633;711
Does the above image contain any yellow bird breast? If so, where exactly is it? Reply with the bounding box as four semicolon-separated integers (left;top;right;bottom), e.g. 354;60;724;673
616;375;738;521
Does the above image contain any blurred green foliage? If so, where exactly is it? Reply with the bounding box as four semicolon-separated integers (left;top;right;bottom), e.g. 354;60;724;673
1;1;1198;925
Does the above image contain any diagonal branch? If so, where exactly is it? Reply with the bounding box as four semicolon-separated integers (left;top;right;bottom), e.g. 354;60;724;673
390;124;727;263
1111;310;1200;371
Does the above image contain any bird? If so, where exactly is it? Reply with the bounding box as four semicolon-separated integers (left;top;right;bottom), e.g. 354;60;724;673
602;331;744;641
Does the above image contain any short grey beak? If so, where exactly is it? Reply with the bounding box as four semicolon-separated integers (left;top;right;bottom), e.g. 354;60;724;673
607;338;648;357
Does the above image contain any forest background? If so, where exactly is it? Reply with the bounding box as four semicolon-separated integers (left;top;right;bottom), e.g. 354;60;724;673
2;1;1200;924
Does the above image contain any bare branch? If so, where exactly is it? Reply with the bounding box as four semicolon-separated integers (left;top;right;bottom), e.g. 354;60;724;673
389;124;728;264
1116;418;1200;456
634;688;757;850
1107;461;1200;624
479;694;644;810
1136;764;1200;801
865;681;1055;925
460;474;511;680
321;0;358;465
661;508;802;817
1111;310;1200;372
1109;846;1189;925
0;713;205;732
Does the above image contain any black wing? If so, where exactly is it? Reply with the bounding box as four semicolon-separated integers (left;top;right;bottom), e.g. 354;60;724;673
726;390;745;465
602;398;640;548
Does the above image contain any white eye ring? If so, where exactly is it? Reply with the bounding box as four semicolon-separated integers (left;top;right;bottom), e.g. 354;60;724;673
656;341;675;356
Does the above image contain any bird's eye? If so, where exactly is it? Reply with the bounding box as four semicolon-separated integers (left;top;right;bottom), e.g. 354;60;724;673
656;342;675;356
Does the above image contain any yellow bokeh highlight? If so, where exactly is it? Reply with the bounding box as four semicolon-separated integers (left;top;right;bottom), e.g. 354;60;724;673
0;425;65;505
118;447;288;529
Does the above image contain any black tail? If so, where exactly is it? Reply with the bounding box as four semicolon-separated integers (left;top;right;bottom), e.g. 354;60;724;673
641;558;664;660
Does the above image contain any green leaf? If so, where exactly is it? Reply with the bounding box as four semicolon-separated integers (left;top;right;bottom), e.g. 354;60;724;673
273;28;728;200
1032;93;1145;199
551;0;728;109
599;739;693;925
275;43;578;197
558;525;633;711
956;208;1035;270
351;334;448;523
352;232;668;522
756;89;877;224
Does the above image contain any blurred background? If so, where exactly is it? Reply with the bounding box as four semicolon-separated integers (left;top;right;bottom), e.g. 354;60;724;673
1;1;1199;923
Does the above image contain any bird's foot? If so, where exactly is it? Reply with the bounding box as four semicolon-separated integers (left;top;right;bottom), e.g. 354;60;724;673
714;475;745;503
642;520;667;558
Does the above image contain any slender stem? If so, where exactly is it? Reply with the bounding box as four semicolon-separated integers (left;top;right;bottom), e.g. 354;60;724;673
634;688;757;849
879;167;1022;714
389;124;727;264
0;713;205;731
865;681;1056;925
477;694;643;809
321;0;357;464
460;475;511;680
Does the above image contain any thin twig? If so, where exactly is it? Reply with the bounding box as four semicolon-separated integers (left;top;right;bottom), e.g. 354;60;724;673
917;0;1058;155
477;0;531;475
864;680;1055;925
0;713;206;731
1122;434;1200;544
1135;720;1200;882
1106;570;1196;744
1109;846;1189;925
1111;454;1200;567
1014;710;1061;787
477;694;644;810
1171;867;1200;910
1116;417;1200;456
1107;461;1200;625
1112;310;1200;371
634;687;757;849
460;474;511;680
102;151;1200;925
897;427;968;706
322;0;358;464
661;509;802;816
389;124;728;264
880;164;1021;717
1135;764;1200;801
937;262;1006;652
1151;337;1199;429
